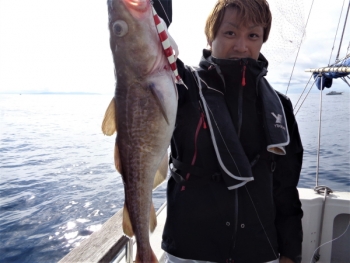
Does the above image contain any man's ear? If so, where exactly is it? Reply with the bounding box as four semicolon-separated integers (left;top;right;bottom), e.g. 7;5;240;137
208;41;212;49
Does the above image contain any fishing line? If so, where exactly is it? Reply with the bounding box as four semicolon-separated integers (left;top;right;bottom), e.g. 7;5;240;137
152;0;172;27
191;67;277;257
192;68;242;178
243;185;278;259
285;0;316;95
205;105;243;178
191;69;245;180
309;220;350;263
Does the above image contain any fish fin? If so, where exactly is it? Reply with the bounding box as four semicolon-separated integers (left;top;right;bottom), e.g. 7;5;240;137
135;249;158;263
153;152;168;189
123;203;134;237
148;83;169;125
114;143;122;173
102;97;117;135
149;202;157;233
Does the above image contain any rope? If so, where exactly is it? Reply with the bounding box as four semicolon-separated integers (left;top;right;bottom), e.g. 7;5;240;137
309;221;350;263
311;186;333;263
285;0;316;95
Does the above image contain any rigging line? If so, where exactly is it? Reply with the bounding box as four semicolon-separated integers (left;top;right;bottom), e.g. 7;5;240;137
332;50;350;66
328;0;347;66
293;74;313;111
285;0;316;95
295;78;317;116
309;221;350;263
335;0;350;62
341;76;350;87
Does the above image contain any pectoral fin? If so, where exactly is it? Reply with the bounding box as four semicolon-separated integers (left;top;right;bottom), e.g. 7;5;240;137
153;152;168;189
102;97;117;135
149;83;169;125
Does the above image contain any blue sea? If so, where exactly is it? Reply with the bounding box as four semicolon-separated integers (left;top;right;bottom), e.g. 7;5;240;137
0;92;349;263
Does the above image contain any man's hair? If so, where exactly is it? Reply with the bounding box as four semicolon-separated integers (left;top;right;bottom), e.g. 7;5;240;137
205;0;272;45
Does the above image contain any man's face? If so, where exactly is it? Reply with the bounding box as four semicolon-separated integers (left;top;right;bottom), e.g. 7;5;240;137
210;7;264;60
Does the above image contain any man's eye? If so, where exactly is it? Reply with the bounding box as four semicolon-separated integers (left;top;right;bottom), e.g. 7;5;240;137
250;33;260;39
225;31;235;36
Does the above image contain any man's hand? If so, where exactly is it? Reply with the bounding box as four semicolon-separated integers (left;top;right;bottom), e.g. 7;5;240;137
279;256;295;263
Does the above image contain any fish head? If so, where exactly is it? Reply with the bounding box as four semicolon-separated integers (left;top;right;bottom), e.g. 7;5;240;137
108;0;165;78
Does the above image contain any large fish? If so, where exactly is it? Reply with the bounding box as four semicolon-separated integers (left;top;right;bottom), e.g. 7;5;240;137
102;0;178;262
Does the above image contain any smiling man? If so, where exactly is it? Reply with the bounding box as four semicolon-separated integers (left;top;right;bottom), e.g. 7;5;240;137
156;1;304;263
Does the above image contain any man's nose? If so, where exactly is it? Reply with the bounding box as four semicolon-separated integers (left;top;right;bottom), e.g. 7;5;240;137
233;37;247;53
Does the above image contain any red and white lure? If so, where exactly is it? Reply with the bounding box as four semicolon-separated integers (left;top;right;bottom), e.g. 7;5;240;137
151;5;188;88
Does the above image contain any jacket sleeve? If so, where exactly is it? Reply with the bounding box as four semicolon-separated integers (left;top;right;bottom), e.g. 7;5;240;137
273;95;303;263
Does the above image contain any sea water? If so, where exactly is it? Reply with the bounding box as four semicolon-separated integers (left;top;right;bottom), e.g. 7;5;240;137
0;92;349;263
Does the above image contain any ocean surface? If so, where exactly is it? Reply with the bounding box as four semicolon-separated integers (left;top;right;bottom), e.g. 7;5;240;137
0;92;349;263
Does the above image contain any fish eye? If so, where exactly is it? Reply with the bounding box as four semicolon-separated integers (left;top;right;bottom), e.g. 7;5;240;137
112;20;128;37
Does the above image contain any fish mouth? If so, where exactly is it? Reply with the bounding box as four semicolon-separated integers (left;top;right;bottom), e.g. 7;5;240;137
123;0;149;12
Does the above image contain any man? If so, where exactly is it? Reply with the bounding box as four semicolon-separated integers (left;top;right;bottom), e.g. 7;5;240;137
155;1;304;262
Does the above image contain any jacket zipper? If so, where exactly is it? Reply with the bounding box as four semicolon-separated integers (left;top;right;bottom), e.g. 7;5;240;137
241;64;246;86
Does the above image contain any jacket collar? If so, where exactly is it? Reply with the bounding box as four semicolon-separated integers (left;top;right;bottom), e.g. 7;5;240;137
199;49;269;72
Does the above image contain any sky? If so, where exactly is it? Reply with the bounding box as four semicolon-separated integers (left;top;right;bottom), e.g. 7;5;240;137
0;0;349;95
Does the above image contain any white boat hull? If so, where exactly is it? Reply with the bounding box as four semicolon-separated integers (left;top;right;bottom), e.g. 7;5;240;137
299;188;350;263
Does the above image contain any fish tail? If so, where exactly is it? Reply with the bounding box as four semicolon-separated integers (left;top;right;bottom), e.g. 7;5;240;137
135;248;158;263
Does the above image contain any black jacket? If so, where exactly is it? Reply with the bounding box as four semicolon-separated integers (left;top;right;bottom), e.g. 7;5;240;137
161;50;303;263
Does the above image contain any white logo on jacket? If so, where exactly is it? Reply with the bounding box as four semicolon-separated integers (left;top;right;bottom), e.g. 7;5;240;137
271;112;286;130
